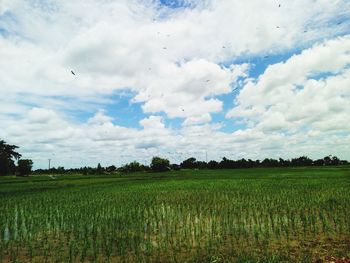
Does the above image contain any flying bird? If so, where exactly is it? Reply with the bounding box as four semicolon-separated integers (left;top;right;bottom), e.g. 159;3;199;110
232;87;241;92
162;47;167;50
71;70;76;75
278;4;281;7
206;80;210;82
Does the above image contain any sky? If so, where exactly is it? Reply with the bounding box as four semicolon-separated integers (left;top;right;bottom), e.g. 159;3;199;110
0;0;350;169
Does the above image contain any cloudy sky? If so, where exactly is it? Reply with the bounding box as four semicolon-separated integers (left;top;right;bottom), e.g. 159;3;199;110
0;0;350;168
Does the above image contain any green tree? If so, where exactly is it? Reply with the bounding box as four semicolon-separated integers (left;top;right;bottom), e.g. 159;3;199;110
180;157;197;169
97;163;103;174
119;161;145;173
151;157;170;172
0;140;22;176
17;159;33;176
106;165;116;172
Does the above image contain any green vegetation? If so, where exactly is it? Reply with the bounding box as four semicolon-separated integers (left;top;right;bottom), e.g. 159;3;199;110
150;156;170;172
0;140;22;176
17;160;33;177
0;167;349;262
0;140;33;177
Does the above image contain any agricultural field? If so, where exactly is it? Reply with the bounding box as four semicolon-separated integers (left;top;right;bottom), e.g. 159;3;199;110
0;167;349;262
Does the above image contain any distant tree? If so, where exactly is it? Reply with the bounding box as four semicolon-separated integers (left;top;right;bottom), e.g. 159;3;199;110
314;156;344;166
340;160;349;165
170;164;181;171
17;159;33;176
291;156;313;166
106;165;117;173
57;166;65;174
323;156;332;166
261;158;279;167
181;157;198;169
119;161;145;173
208;160;219;169
247;159;256;168
219;157;233;169
151;157;170;172
313;158;325;166
237;158;248;168
97;163;103;174
81;166;87;175
196;161;208;169
0;140;22;176
279;158;290;167
331;156;341;165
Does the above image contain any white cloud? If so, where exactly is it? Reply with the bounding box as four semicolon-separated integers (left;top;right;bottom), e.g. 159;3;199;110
228;36;350;127
0;0;350;167
139;115;165;130
2;0;349;108
27;108;58;124
183;113;211;126
87;109;113;125
227;36;350;158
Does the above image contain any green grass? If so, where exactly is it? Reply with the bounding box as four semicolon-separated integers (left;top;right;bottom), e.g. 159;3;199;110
0;167;349;262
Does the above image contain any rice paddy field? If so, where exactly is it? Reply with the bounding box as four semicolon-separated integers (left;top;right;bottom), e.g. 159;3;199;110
0;167;349;262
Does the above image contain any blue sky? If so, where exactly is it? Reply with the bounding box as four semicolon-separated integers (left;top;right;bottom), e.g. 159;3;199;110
0;0;350;168
160;0;193;9
74;50;306;133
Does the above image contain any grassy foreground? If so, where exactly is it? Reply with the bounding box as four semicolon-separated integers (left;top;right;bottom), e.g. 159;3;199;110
0;167;349;262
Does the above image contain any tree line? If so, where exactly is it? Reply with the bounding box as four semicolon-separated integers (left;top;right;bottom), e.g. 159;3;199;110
0;139;348;176
34;155;348;175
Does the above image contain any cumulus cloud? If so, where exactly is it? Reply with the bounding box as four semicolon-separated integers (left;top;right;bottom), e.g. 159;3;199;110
88;110;113;125
0;0;349;167
227;36;350;158
227;36;350;128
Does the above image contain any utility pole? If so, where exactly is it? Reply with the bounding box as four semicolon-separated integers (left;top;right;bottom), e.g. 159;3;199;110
48;159;51;170
206;151;208;163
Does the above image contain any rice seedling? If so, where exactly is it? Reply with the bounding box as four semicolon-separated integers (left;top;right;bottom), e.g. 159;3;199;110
0;167;349;262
